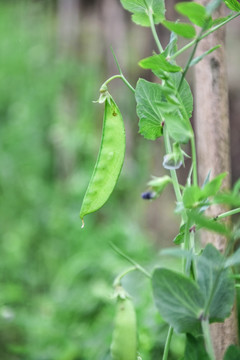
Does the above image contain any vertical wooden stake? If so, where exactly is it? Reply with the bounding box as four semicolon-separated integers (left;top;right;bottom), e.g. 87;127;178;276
194;2;238;358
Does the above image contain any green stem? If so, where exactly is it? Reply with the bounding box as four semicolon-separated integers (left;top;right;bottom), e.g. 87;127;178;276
201;318;216;360
171;12;240;60
109;242;152;279
113;266;137;287
163;130;182;202
162;326;174;360
215;207;240;220
178;26;205;92
148;8;163;53
103;74;135;94
190;135;198;187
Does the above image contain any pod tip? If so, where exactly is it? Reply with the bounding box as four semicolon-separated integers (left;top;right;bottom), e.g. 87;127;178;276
81;218;85;229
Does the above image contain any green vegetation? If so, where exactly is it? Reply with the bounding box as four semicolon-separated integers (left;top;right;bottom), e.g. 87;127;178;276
0;3;159;360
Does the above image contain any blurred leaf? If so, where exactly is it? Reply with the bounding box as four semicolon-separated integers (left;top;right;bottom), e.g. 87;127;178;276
162;20;196;38
175;2;210;28
189;45;221;67
163;32;178;57
183;186;202;208
223;345;240;360
201;172;227;198
139;54;182;72
196;244;235;321
224;0;240;12
120;0;166;27
184;333;210;360
189;211;230;236
225;248;240;268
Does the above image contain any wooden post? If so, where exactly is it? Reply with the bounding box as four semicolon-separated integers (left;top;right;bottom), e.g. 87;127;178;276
194;2;238;358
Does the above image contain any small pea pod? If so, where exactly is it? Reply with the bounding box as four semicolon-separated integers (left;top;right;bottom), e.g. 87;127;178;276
111;290;137;360
80;95;125;224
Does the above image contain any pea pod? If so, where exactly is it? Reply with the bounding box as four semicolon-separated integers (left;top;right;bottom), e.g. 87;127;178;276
80;95;125;224
111;291;137;360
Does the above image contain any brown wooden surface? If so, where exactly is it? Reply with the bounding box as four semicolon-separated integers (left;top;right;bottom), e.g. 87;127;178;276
194;2;238;358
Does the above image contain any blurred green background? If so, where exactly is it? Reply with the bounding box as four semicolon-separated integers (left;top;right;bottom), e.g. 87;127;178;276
0;1;239;359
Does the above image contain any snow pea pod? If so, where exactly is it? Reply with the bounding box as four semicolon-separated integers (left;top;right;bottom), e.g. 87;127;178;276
111;294;137;360
80;96;125;224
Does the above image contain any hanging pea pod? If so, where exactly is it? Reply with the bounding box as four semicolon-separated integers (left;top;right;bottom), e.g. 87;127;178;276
111;287;137;360
80;94;125;226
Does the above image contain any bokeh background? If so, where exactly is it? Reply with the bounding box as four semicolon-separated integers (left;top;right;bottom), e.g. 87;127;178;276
0;1;239;359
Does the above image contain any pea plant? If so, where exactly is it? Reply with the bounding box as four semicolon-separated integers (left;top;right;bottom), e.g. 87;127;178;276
80;1;240;359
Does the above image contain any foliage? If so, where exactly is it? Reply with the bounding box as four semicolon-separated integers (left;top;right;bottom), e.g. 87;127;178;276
0;3;159;360
81;0;240;359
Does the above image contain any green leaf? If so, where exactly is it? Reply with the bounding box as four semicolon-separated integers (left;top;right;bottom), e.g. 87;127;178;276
147;175;172;194
233;178;240;195
212;15;232;26
223;345;240;360
175;2;210;28
120;0;166;27
189;45;221;67
225;248;240;268
139;54;182;72
162;20;196;38
224;0;240;12
163;73;193;143
136;74;193;143
163;32;178;57
152;268;204;333
202;172;227;198
196;244;235;321
189;211;230;236
213;192;240;207
135;79;164;140
184;334;210;360
183;186;202;208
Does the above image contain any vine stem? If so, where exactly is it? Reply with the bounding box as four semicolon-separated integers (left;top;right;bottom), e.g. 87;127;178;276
201;318;216;360
102;74;135;94
190;135;198;187
113;266;137;287
215;207;240;220
162;326;173;360
109;242;152;279
148;8;163;53
171;12;240;60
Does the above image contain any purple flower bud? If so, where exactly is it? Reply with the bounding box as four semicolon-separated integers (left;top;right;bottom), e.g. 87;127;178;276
141;191;155;200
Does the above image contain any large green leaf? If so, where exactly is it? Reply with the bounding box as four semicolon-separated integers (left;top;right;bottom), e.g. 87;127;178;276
152;268;204;333
135;79;164;140
184;334;210;360
196;244;235;322
139;54;182;72
225;248;240;268
223;345;240;360
163;73;193;143
175;2;210;28
135;74;193;143
120;0;166;27
162;20;196;38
